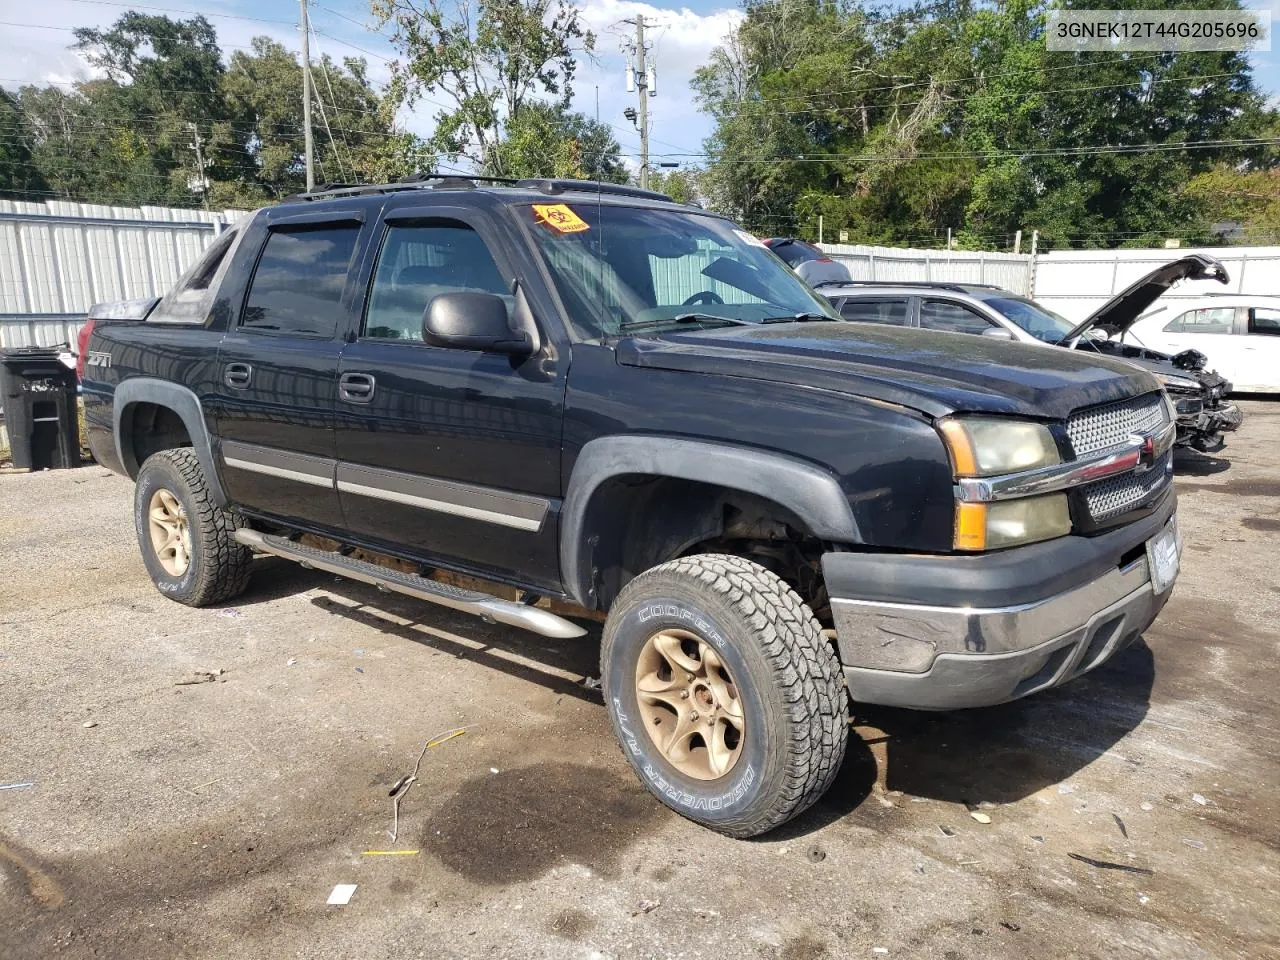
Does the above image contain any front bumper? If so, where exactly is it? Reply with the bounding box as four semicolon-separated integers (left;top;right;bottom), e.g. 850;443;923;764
1207;400;1243;433
823;497;1178;711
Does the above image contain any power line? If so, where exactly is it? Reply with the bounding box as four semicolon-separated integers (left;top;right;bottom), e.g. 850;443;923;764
661;137;1280;164
730;71;1247;124
745;52;1177;107
51;0;296;27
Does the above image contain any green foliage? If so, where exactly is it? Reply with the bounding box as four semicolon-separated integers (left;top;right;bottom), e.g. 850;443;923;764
696;0;1278;248
484;102;627;182
372;0;593;175
648;168;702;204
7;12;420;208
0;88;48;198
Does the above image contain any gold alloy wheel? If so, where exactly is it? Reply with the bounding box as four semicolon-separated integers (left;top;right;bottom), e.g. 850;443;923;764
635;628;745;780
148;488;192;578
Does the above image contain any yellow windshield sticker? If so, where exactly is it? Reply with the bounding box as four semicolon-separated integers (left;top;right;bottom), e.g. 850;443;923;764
532;203;590;233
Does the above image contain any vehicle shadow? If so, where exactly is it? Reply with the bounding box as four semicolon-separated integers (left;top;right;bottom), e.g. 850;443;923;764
292;575;606;704
1173;448;1231;476
229;556;1154;834
777;639;1156;836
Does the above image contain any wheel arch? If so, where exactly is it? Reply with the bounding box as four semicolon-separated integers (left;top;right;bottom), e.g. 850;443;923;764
560;436;861;609
114;378;227;507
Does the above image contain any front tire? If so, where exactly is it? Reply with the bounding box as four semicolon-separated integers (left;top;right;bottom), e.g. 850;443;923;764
601;554;848;837
134;448;251;607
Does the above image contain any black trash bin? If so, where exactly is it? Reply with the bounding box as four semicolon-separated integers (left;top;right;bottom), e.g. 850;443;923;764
0;345;81;471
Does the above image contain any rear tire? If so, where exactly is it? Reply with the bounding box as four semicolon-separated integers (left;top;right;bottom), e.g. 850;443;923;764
601;554;848;837
134;448;251;607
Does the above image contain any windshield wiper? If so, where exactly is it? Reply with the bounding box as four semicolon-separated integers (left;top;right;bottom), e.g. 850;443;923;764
761;312;836;324
617;313;754;334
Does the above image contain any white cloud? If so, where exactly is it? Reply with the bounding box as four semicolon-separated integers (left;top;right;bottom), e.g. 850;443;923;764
572;0;742;164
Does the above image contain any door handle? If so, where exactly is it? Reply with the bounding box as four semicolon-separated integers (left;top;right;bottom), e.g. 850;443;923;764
339;372;376;403
224;362;252;389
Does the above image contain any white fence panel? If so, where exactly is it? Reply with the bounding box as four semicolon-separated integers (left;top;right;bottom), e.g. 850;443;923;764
817;243;1034;295
1034;246;1280;321
0;200;250;350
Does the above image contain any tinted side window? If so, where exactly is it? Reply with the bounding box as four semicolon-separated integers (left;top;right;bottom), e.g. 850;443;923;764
363;223;509;341
919;299;994;335
241;225;359;337
1164;307;1232;335
1249;308;1280;336
182;228;237;294
839;298;909;325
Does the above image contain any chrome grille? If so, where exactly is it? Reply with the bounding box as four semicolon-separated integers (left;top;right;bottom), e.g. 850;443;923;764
1066;393;1167;457
1081;449;1172;521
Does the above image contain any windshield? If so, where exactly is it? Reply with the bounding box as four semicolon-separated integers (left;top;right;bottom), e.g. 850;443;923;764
989;296;1076;343
522;202;837;339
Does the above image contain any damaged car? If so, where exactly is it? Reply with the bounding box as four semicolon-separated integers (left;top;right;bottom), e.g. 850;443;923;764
820;255;1243;452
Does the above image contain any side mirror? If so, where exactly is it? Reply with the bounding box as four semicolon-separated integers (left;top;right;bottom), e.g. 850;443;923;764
980;327;1015;341
423;292;532;355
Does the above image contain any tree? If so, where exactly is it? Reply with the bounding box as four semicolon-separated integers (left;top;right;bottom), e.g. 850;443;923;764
0;88;48;198
648;168;702;204
222;38;417;202
693;0;1277;248
372;0;593;174
482;102;626;182
6;13;416;207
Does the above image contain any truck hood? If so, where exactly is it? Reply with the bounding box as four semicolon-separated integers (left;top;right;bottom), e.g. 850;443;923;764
1060;254;1229;343
615;322;1159;420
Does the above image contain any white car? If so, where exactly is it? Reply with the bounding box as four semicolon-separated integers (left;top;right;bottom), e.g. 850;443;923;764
1125;295;1280;393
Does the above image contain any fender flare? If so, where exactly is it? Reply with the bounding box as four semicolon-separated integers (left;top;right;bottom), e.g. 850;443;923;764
560;436;861;607
113;378;228;507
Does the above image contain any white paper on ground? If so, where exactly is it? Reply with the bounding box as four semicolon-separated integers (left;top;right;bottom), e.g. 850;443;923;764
327;883;358;905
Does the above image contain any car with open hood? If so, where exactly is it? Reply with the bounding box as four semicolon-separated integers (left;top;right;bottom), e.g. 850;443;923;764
819;255;1243;452
1122;294;1280;394
79;177;1182;838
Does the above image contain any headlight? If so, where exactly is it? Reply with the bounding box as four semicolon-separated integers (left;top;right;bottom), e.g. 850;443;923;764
938;417;1061;477
1155;372;1200;392
955;495;1072;551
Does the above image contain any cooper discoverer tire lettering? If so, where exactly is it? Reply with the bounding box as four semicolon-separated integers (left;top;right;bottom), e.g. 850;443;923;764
134;448;251;607
601;554;848;837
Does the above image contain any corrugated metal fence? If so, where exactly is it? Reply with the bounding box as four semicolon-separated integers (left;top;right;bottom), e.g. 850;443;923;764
3;201;1279;347
817;243;1034;295
1032;246;1280;321
817;242;1280;321
0;200;248;350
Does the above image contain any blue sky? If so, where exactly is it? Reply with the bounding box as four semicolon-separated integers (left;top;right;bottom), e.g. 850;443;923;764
1;0;1276;173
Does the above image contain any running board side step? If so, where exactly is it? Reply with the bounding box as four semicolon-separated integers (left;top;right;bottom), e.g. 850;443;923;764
234;530;587;639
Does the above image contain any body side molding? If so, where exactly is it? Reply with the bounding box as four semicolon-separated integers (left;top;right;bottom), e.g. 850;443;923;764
560;436;862;607
221;440;336;489
335;462;550;532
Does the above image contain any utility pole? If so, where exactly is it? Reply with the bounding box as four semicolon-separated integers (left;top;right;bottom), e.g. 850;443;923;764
187;122;209;209
300;0;315;192
624;15;655;190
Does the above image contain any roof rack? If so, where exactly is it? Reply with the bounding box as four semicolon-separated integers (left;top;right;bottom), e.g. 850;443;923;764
813;280;1008;293
285;175;674;204
514;178;673;202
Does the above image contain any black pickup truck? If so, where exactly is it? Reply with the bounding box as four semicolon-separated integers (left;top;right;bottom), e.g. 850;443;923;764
80;177;1182;837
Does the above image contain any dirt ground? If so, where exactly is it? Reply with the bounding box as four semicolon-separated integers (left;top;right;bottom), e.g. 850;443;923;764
2;402;1278;960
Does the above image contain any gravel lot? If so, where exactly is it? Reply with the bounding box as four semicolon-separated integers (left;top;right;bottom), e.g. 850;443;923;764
2;401;1278;960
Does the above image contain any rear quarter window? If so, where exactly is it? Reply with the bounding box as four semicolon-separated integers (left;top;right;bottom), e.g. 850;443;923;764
241;225;360;338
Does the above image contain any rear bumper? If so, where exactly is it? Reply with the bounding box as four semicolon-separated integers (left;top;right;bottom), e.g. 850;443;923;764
823;496;1178;710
